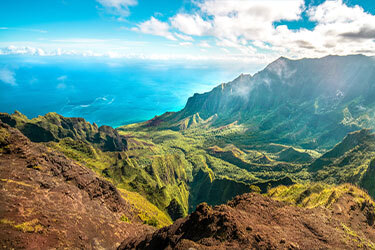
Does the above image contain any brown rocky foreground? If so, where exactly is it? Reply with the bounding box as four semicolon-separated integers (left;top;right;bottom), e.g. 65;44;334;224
120;191;375;250
0;122;151;249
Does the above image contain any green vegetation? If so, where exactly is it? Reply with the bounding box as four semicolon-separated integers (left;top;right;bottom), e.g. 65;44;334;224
308;129;375;198
0;127;10;145
0;178;35;188
120;215;130;223
268;183;374;209
119;188;172;228
3;110;375;227
0;111;127;151
0;218;43;233
341;223;375;249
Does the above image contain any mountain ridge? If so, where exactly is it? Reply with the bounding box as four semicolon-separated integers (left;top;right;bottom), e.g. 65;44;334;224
0;121;152;249
143;54;375;150
120;185;375;249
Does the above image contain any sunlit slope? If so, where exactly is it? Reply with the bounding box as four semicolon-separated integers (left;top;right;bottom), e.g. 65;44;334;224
146;55;375;150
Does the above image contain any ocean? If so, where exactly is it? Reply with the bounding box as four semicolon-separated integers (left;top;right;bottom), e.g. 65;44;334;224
0;55;254;127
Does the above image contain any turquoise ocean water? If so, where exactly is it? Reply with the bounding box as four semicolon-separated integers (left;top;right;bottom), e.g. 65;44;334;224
0;55;254;127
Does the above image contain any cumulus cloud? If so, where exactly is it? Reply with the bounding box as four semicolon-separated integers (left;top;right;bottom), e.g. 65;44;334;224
274;0;375;57
96;0;137;17
0;68;16;86
132;17;177;41
174;0;304;42
340;26;375;40
171;14;212;36
132;0;375;58
7;0;375;66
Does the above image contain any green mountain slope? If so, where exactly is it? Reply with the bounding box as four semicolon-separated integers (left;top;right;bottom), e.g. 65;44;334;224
147;55;375;150
308;129;375;197
0;111;127;151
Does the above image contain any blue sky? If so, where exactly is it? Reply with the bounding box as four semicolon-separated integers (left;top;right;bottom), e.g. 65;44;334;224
1;0;375;66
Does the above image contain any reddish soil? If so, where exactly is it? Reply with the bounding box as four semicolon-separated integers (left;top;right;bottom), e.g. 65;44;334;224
0;122;152;249
119;192;375;249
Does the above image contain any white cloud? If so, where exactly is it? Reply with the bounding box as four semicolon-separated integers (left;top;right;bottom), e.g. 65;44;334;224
0;45;274;67
171;14;212;36
132;17;177;41
0;46;46;56
171;0;304;41
199;41;211;48
0;68;16;86
179;42;193;46
269;0;375;57
52;39;108;43
96;0;137;17
220;48;230;53
8;0;375;67
164;0;375;58
174;33;194;41
3;28;47;33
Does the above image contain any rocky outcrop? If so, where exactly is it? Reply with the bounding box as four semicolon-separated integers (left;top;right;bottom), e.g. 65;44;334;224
0;122;150;249
119;192;375;250
0;111;127;151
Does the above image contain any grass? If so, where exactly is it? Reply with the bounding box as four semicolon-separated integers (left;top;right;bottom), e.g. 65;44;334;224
46;138;174;227
0;127;10;145
0;218;43;233
120;215;130;223
47;138;115;175
341;223;375;249
267;183;375;209
119;188;172;228
0;179;34;188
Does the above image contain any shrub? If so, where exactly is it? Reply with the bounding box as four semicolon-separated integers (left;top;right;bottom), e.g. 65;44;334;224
120;215;130;223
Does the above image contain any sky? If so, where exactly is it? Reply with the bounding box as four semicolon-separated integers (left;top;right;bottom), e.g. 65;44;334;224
1;0;375;68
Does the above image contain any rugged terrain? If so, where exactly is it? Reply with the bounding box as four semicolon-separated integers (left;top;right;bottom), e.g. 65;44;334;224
1;54;375;249
120;184;375;249
146;55;375;150
0;121;152;249
0;111;127;151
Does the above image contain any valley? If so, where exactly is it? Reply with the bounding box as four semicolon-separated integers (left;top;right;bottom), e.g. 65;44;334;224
1;55;375;249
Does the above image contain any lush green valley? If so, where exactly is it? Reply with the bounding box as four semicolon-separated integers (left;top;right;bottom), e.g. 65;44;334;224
2;55;375;228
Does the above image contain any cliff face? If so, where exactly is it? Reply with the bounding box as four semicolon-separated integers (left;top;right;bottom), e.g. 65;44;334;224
0;121;150;249
155;55;375;149
119;188;375;250
0;111;127;151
